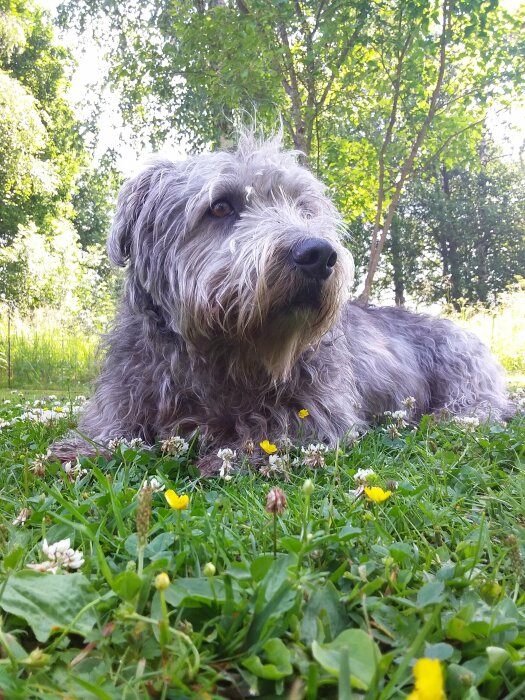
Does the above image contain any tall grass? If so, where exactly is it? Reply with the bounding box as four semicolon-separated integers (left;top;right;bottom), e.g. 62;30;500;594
447;280;525;377
0;307;100;389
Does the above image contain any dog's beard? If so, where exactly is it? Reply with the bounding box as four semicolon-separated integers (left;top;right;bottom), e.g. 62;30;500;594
177;248;350;382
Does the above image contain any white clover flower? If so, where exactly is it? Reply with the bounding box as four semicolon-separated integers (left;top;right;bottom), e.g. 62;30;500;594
3;399;10;404
108;436;144;451
302;443;328;469
142;477;165;493
353;468;376;485
20;408;67;424
387;424;401;439
262;454;284;477
27;560;59;574
161;435;189;456
219;461;234;481
217;448;236;480
0;419;11;429
30;537;85;573
278;435;294;450
402;396;416;409
30;453;48;477
455;416;480;431
63;459;88;482
12;507;31;526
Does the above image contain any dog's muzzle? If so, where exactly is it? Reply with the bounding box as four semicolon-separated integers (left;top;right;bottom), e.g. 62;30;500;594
291;237;337;281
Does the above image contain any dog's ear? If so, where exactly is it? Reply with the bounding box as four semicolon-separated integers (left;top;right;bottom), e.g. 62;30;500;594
108;160;172;267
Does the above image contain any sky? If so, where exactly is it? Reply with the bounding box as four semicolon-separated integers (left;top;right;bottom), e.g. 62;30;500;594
40;0;525;176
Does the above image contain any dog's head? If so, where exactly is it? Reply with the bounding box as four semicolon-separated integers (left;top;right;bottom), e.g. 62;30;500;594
109;132;354;380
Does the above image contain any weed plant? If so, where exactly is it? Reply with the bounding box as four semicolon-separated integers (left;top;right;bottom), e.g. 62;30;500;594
0;393;524;698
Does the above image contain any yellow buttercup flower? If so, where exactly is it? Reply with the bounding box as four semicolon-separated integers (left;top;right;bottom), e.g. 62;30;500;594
260;440;278;454
165;489;189;510
364;486;392;503
298;409;309;419
407;658;446;700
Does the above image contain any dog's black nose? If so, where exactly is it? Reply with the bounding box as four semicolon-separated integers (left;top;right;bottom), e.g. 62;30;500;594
291;238;337;280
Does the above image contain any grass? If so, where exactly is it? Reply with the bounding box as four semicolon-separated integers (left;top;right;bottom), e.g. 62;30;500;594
0;395;524;698
446;282;525;376
0;308;99;390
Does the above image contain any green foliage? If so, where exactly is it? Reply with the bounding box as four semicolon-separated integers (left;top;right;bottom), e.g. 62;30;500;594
58;0;525;301
0;0;85;241
447;279;525;376
72;150;123;249
386;143;525;306
0;393;523;697
0;307;99;388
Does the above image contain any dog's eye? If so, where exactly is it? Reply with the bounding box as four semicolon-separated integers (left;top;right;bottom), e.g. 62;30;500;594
210;200;234;218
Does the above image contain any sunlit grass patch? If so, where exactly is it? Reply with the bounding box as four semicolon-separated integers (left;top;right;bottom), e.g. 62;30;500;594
0;307;99;389
0;397;524;698
449;280;525;375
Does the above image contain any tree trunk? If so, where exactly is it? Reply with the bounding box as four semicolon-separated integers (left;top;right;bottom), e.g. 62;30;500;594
390;214;405;306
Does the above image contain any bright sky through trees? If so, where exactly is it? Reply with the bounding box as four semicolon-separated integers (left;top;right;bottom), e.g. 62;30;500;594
40;0;524;175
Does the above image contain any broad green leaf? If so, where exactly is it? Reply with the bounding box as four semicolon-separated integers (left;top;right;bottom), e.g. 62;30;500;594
311;628;381;690
300;582;348;644
0;571;98;642
424;641;454;660
416;580;445;608
111;571;143;601
243;638;293;679
486;646;509;672
164;577;241;607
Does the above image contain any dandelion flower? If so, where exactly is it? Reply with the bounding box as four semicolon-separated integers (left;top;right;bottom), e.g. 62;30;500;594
165;489;190;510
407;658;446;700
364;486;392;503
298;409;309;419
260;439;278;454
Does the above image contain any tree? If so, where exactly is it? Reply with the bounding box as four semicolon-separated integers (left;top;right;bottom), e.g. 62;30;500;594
0;0;85;245
71;150;122;249
0;0;120;323
59;0;525;300
386;141;525;307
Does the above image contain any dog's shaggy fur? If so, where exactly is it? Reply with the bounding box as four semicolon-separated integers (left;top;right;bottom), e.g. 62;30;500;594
54;133;512;470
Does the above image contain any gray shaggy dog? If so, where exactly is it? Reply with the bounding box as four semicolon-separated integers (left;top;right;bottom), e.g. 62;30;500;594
55;133;512;472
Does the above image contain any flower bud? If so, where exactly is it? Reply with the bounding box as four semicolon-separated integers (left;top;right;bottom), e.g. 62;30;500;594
203;562;216;577
302;478;314;496
155;572;170;590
